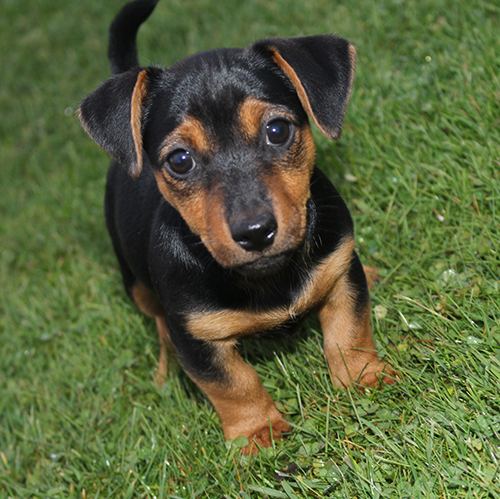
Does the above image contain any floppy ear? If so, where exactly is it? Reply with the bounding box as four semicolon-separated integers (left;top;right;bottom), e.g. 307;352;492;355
78;67;150;177
253;36;356;140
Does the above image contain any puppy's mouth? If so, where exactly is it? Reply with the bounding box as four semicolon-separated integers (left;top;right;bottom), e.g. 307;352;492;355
232;251;294;277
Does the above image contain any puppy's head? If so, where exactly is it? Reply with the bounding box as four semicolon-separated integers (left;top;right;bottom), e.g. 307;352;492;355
79;36;355;275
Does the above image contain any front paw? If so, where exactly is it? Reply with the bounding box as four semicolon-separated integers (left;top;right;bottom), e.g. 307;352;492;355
239;418;292;455
354;361;398;389
362;265;380;290
224;411;291;455
331;357;398;390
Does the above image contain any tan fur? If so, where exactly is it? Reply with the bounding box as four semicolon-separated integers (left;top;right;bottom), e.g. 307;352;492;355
153;173;244;267
155;316;173;385
130;69;149;176
269;46;356;141
264;173;308;252
294;238;355;312
269;49;333;139
153;99;318;269
238;97;301;142
186;236;355;340
189;341;290;454
362;265;380;290
347;45;357;101
238;97;268;140
131;282;173;384
318;272;396;388
238;98;316;259
159;116;212;159
153;170;208;236
263;122;315;245
200;188;241;266
131;281;164;317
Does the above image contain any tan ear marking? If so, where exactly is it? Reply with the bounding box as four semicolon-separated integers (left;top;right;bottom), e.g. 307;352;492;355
346;44;357;112
130;69;149;177
268;47;336;140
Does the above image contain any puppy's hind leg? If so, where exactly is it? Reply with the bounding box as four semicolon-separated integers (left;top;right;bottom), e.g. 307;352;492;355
131;281;173;385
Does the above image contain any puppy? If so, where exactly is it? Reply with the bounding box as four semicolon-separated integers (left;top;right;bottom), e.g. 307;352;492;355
79;0;395;453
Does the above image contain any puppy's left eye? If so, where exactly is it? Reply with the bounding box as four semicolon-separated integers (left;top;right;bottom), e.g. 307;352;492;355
266;119;291;146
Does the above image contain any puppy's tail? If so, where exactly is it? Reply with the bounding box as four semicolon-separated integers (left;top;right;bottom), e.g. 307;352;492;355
108;0;160;75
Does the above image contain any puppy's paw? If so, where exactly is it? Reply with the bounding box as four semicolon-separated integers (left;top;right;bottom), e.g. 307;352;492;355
331;357;398;390
362;265;381;290
355;361;398;389
240;418;292;455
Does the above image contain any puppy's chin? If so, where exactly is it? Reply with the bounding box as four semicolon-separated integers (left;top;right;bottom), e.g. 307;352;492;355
232;251;293;278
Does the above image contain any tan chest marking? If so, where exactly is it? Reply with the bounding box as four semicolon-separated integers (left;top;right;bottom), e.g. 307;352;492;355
186;236;355;341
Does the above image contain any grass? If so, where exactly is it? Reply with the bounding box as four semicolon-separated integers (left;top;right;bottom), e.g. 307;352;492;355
1;0;499;497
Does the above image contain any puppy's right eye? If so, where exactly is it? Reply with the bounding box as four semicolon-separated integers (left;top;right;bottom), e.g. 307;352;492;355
266;119;291;146
167;149;195;176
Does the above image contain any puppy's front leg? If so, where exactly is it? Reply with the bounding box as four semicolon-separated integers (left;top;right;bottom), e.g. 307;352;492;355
319;252;396;388
179;335;290;454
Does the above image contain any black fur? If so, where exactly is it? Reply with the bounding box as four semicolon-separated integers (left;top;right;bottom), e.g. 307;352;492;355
78;0;383;446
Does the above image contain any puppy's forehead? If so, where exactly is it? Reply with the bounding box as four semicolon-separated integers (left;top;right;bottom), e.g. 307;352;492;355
169;48;300;119
144;48;304;153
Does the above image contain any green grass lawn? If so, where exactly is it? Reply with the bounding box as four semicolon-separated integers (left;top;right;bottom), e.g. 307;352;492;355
1;0;499;497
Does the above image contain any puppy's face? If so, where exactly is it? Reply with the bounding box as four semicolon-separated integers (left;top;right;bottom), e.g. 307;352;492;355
138;52;316;274
79;37;356;275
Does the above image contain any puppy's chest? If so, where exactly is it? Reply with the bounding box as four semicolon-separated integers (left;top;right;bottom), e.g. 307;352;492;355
185;236;354;341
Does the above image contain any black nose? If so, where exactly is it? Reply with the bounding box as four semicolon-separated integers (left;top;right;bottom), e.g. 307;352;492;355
230;212;277;252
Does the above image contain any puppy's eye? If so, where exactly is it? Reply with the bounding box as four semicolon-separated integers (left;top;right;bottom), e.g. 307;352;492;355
167;149;195;175
266;119;291;146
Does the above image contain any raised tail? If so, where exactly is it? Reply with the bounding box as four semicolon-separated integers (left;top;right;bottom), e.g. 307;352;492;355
108;0;160;75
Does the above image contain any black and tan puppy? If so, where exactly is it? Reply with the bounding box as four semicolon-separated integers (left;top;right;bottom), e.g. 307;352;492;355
79;0;395;453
